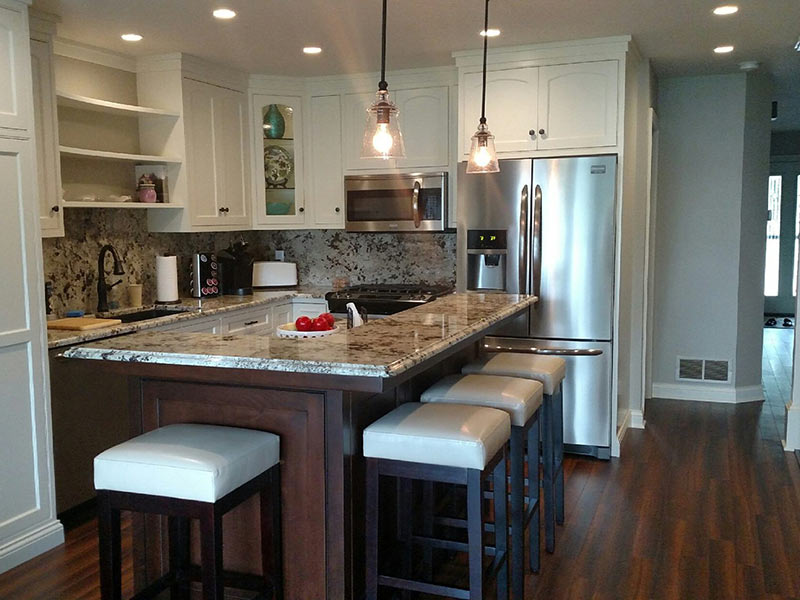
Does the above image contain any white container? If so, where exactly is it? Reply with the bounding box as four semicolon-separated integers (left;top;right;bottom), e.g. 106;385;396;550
253;261;297;287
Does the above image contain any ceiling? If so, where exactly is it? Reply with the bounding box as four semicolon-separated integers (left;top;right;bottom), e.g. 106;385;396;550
32;0;800;130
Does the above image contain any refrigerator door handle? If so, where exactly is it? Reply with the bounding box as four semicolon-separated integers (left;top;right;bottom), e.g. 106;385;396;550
519;184;529;294
483;342;604;356
531;184;543;299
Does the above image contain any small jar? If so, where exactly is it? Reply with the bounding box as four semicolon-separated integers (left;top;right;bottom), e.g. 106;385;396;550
138;183;157;203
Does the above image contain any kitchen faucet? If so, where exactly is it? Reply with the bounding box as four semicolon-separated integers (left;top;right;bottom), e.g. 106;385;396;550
97;244;125;313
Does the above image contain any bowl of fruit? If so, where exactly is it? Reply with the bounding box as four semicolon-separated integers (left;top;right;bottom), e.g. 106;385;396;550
276;312;339;339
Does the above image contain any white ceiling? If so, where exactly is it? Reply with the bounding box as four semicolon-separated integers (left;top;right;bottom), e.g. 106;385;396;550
33;0;800;130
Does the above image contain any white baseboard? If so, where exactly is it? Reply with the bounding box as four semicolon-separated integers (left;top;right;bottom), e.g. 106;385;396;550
630;409;646;429
0;519;64;575
652;382;763;404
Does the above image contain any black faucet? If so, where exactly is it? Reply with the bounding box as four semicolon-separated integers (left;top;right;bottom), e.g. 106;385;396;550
97;244;125;313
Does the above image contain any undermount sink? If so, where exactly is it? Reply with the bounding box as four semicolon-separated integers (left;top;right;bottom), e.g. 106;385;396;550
116;308;186;323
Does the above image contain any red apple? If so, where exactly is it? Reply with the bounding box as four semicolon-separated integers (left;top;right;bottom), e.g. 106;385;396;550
295;316;313;331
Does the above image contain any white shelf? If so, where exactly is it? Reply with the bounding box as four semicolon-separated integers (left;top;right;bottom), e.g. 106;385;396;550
63;201;184;209
59;145;182;164
56;91;180;118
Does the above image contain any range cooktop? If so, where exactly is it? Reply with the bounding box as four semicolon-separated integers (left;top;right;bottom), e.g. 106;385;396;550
325;284;453;315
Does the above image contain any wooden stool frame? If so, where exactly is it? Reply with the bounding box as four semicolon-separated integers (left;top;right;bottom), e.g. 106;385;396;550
542;383;564;554
97;463;282;600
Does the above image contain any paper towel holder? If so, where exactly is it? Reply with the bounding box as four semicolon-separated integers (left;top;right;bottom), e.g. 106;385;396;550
155;254;181;305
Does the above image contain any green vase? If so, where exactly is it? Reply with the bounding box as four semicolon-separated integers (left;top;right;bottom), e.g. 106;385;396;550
263;104;285;139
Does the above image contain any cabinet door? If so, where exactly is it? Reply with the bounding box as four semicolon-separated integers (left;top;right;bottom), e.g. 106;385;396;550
0;3;31;133
309;95;344;227
252;94;306;227
273;302;292;328
292;300;328;321
185;79;249;227
30;39;62;237
536;60;618;150
462;67;537;156
395;87;449;169
342;92;396;171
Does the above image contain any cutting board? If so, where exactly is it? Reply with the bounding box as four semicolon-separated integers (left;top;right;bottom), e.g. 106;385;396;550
47;317;123;331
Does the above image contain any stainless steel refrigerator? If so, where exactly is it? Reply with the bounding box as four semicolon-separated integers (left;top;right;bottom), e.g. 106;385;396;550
457;156;616;459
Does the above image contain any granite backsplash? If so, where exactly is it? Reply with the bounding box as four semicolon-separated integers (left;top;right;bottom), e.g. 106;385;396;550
42;209;456;316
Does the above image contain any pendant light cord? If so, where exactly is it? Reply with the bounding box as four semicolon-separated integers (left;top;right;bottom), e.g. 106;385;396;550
379;0;388;91
480;0;490;124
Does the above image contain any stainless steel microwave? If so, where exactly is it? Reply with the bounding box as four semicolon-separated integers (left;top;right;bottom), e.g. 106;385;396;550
344;172;448;232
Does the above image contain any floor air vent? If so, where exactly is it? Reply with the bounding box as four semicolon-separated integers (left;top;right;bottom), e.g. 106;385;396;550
677;357;731;383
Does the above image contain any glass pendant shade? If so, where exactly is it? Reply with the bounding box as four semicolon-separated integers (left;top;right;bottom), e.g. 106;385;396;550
466;122;499;173
361;89;405;159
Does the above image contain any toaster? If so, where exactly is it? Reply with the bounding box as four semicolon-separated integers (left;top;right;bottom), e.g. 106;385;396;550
253;261;297;287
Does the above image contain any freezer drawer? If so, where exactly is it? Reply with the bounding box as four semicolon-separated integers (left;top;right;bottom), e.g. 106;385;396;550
483;336;612;450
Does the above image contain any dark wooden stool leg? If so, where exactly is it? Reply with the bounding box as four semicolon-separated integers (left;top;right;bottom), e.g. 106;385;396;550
467;468;484;600
200;504;224;600
97;492;121;600
168;515;190;600
554;385;565;526
493;450;509;600
261;465;283;600
397;476;413;598
365;458;379;600
527;415;541;573
542;394;556;553
422;480;434;580
509;427;525;600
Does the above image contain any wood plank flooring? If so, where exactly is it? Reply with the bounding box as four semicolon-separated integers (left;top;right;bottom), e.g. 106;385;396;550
2;398;799;599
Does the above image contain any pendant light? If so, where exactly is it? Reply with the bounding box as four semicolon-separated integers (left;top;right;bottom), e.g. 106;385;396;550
361;0;405;160
466;0;499;173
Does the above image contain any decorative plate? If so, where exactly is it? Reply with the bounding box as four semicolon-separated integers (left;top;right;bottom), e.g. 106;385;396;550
276;323;339;339
264;145;293;188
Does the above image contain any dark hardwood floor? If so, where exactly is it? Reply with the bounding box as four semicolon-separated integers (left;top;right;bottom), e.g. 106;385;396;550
2;397;799;599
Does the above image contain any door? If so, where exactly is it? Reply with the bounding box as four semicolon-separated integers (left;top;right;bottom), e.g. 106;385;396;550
764;158;800;315
529;155;617;340
395;86;449;169
536;61;618;151
462;67;538;156
0;3;31;133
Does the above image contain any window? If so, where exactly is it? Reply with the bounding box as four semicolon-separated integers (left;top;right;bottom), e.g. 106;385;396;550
764;175;782;297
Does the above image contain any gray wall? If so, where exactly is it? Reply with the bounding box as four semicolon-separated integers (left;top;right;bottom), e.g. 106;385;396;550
653;73;768;393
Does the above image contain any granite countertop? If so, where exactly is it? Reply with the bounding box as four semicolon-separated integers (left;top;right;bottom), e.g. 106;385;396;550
47;286;328;350
61;293;536;378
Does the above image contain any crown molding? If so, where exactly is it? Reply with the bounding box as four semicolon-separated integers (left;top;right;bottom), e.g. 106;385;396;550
53;37;136;72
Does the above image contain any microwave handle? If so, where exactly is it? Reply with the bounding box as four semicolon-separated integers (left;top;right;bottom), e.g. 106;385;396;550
412;181;421;229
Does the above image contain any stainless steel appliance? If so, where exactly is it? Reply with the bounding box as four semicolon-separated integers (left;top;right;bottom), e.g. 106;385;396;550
344;172;448;232
325;284;453;315
190;252;219;298
457;156;617;458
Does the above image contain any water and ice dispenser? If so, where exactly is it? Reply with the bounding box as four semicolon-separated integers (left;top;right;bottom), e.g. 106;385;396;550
466;230;507;291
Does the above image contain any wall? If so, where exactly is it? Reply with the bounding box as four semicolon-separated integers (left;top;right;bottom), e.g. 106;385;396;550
41;209;456;315
771;131;800;156
652;73;769;402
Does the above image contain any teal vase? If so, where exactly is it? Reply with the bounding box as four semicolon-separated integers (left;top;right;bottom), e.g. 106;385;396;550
263;104;285;139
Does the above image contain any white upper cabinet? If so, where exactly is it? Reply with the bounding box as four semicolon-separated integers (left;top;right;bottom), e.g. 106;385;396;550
459;59;619;157
184;78;249;227
308;94;344;228
536;61;618;150
395;86;449;169
0;3;30;133
29;37;63;237
462;67;538;155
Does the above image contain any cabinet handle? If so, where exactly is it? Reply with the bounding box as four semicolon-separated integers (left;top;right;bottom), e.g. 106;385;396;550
298;207;305;213
244;320;259;326
51;205;60;213
538;129;546;136
529;129;536;138
335;207;340;213
219;207;229;213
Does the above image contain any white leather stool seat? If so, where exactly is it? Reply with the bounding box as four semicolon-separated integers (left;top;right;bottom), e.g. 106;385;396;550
94;424;280;503
421;374;543;427
363;403;510;470
463;353;566;395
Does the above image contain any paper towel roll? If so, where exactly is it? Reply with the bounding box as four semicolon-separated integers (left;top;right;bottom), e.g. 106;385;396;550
156;255;179;303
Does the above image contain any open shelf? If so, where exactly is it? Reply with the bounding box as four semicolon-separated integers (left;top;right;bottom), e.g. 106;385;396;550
60;146;182;164
62;201;184;209
56;91;180;118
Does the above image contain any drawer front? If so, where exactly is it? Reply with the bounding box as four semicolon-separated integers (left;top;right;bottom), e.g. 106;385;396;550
223;308;272;334
292;300;328;321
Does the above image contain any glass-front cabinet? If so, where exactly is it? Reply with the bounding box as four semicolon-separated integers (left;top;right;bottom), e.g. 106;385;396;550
252;94;305;227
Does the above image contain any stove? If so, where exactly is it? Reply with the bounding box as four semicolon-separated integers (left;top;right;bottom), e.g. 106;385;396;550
325;284;453;315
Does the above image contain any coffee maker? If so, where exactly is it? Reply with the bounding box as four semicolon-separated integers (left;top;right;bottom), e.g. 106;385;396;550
217;240;254;295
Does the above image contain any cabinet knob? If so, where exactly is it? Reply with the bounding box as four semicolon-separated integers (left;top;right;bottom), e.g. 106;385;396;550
219;207;229;213
538;129;546;136
529;129;536;138
335;207;341;213
51;205;60;213
298;207;305;213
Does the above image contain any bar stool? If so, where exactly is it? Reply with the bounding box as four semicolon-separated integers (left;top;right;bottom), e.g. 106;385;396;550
364;402;510;600
463;353;566;554
94;424;283;600
421;374;543;600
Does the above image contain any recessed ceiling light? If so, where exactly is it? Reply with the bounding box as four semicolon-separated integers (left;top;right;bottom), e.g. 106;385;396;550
480;28;500;37
303;46;322;54
713;5;738;15
121;33;142;42
714;45;735;54
213;8;237;19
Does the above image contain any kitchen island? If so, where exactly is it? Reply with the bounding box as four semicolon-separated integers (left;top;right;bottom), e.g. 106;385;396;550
61;292;536;599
